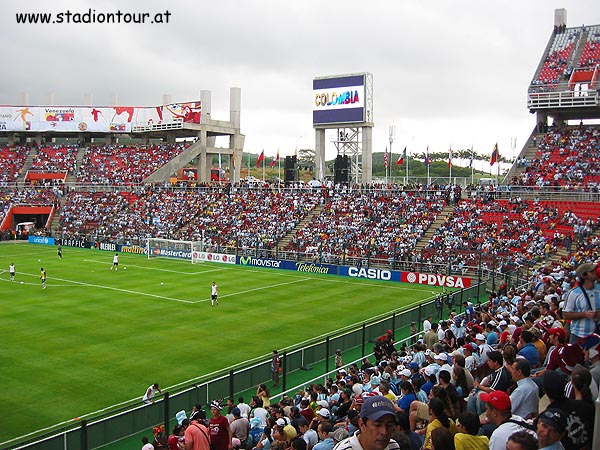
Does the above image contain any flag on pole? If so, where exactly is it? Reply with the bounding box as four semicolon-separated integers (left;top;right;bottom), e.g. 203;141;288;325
396;147;406;165
425;146;430;167
269;149;279;167
256;150;265;167
448;146;452;168
469;147;474;167
384;146;389;169
490;143;499;166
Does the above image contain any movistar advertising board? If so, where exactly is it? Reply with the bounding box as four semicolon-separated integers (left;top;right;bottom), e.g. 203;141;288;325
237;256;337;274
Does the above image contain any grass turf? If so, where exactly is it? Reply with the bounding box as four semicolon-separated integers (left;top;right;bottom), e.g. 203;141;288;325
0;242;440;445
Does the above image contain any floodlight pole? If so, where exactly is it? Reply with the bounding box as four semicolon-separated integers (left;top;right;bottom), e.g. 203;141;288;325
388;125;395;184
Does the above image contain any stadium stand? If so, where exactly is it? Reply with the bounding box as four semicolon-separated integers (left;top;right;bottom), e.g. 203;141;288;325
578;24;600;69
0;146;30;185
29;144;78;174
531;27;580;89
76;143;189;185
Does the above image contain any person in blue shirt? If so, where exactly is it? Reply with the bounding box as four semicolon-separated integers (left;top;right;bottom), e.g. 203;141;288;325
517;330;540;368
397;381;416;413
486;323;499;347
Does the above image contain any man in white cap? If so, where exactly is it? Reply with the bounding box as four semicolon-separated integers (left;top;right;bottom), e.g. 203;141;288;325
563;262;600;343
333;395;399;450
476;333;492;367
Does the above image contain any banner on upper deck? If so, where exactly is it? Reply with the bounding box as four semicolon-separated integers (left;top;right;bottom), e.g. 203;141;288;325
0;101;201;133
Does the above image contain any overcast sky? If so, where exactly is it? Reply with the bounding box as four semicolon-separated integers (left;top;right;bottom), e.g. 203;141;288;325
1;1;596;169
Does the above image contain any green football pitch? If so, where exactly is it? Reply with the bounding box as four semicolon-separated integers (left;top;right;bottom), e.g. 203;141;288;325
0;242;440;445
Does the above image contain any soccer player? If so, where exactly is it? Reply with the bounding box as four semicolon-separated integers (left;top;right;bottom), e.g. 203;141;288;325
57;244;62;259
211;281;219;306
9;262;15;281
111;253;119;271
40;267;47;289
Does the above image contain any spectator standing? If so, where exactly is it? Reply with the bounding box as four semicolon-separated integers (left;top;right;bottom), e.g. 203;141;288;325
562;263;600;343
183;418;211;450
271;351;281;387
229;407;249;448
209;400;232;450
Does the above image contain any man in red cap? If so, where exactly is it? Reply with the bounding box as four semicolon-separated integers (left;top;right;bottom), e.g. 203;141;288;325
480;390;535;450
533;327;567;380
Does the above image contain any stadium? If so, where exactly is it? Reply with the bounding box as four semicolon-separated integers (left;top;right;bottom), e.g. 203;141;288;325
1;6;600;450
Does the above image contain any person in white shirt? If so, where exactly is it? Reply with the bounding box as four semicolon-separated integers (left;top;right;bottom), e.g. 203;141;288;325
423;315;432;333
236;396;251;419
111;253;119;270
211;281;219;306
480;390;535;450
142;383;162;404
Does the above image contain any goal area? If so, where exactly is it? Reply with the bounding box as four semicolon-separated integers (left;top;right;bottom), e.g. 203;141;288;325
146;238;204;263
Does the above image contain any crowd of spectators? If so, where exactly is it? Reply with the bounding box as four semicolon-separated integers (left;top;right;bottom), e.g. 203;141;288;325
578;25;600;69
421;196;599;272
286;191;446;264
29;144;79;174
169;259;599;450
77;143;189;185
530;28;579;90
0;146;29;185
513;126;600;189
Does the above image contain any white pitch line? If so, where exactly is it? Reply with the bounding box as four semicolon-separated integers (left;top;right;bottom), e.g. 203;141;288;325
192;277;312;304
34;274;196;304
82;259;226;275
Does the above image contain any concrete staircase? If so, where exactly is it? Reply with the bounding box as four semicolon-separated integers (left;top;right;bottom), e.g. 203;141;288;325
278;204;324;249
570;30;588;69
16;147;37;183
49;195;68;237
66;146;88;183
413;204;454;253
503;129;542;184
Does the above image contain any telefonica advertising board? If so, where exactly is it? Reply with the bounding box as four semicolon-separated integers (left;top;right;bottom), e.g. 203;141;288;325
313;73;368;125
236;256;471;288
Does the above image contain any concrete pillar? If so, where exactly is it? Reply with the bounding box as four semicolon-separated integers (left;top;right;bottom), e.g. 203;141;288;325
47;93;55;106
105;134;112;145
83;93;93;106
554;8;567;28
35;134;42;146
162;94;172;105
8;133;16;146
110;94;119;106
315;129;326;180
197;130;209;182
20;92;29;105
200;90;211;123
230;87;241;129
362;127;373;184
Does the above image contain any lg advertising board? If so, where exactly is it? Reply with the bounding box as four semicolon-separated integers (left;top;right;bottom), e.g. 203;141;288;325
313;74;369;126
